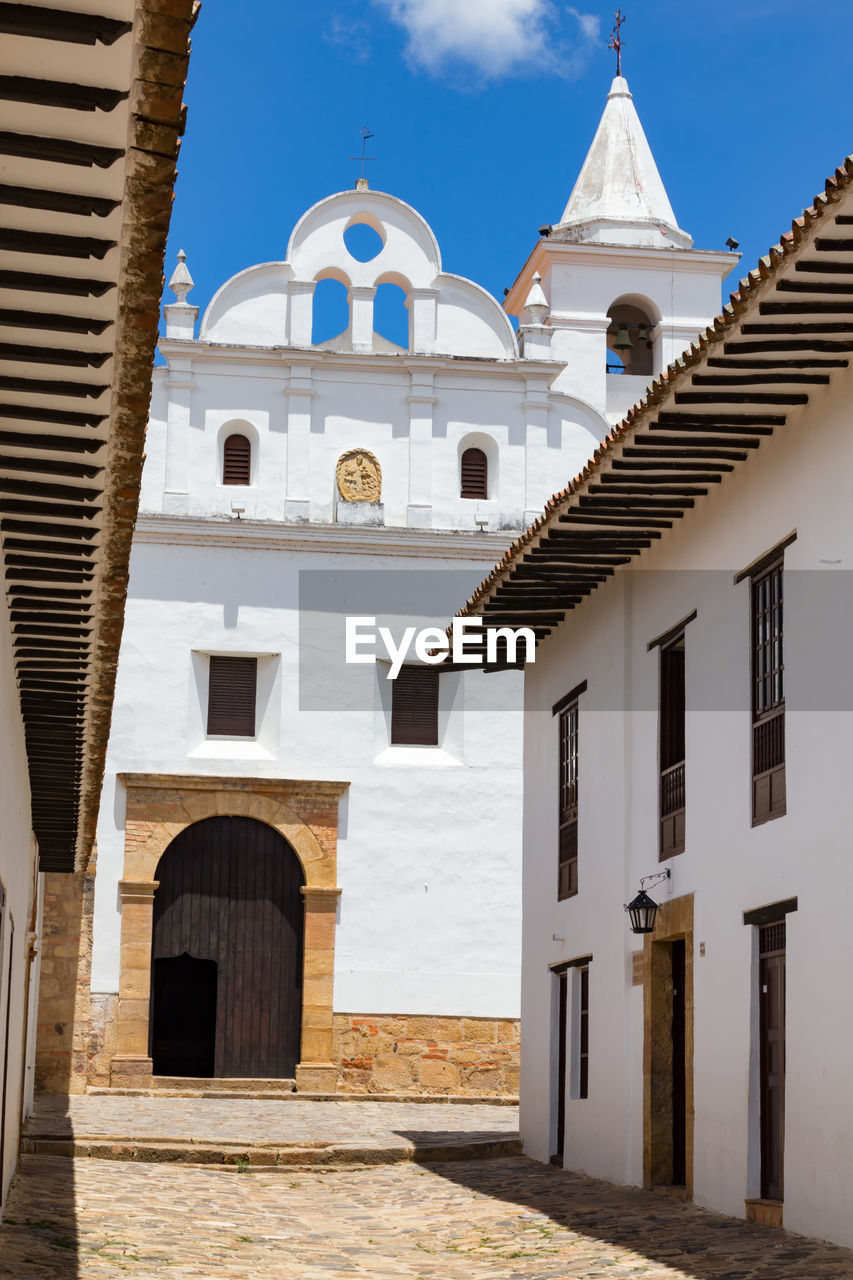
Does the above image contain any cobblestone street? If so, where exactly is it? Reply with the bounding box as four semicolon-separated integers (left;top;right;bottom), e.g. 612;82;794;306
3;1150;853;1279
26;1094;518;1150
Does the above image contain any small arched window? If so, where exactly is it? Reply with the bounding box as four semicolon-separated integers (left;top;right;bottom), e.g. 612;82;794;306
460;447;488;499
223;433;251;485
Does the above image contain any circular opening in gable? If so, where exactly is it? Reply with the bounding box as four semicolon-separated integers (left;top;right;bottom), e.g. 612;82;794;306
344;221;384;263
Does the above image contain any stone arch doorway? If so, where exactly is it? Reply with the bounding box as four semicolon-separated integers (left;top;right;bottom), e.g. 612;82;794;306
150;816;305;1079
109;774;346;1093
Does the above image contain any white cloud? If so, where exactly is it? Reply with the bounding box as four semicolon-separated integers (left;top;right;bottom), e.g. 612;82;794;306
566;6;600;42
325;16;372;63
375;0;599;81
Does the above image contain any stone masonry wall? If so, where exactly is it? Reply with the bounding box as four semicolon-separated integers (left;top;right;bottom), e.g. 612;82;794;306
333;1013;520;1097
35;859;97;1095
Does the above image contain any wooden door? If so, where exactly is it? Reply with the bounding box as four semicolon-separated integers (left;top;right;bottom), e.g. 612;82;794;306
759;922;786;1201
552;970;568;1163
151;816;305;1078
670;939;687;1186
151;955;217;1077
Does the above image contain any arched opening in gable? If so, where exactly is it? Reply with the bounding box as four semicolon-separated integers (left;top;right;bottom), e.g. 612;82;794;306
312;274;350;348
373;277;410;352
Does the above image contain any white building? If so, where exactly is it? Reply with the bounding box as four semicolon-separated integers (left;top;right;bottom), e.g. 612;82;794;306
71;76;734;1097
455;153;853;1245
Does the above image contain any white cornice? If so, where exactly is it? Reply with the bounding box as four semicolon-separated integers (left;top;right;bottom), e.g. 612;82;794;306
156;339;564;383
504;240;738;316
134;514;517;560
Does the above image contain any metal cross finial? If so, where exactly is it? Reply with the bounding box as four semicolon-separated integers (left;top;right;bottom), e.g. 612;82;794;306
350;126;376;181
608;9;626;77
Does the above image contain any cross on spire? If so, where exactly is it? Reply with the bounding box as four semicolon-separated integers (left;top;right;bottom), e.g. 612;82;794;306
608;9;626;78
350;127;376;185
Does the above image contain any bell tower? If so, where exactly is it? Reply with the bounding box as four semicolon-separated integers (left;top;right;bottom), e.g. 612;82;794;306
506;75;738;425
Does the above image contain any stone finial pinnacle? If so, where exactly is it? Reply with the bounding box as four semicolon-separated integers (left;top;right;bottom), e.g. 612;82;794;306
164;248;198;340
522;272;549;325
168;249;194;304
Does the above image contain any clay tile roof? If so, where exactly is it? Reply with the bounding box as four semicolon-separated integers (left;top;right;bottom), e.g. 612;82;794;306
0;0;198;871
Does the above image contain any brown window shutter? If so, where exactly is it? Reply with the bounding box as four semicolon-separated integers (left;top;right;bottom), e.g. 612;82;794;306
223;433;251;485
750;557;785;824
558;699;579;899
460;447;487;499
659;636;686;858
391;665;439;745
207;655;257;736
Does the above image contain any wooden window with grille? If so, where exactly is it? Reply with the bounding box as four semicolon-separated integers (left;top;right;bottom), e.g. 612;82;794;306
751;556;785;824
558;699;579;900
659;634;686;858
460;447;487;499
223;433;251;485
391;665;439;746
207;655;257;736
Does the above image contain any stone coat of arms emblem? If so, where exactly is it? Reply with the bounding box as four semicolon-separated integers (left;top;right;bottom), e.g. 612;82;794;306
336;449;382;503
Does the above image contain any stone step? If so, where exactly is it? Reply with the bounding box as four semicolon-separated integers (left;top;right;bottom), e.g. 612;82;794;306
151;1076;297;1094
87;1086;519;1105
21;1133;522;1168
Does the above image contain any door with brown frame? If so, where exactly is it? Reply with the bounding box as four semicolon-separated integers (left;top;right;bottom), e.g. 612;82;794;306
759;921;786;1202
648;937;687;1188
150;816;305;1078
551;969;568;1164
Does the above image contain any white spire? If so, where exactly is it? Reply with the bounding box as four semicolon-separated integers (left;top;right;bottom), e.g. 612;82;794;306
164;249;198;340
168;248;195;303
557;77;692;250
522;272;549;325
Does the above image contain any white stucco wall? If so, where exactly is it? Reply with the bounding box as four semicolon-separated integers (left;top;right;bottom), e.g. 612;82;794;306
536;245;734;421
520;365;853;1246
144;354;603;535
0;587;37;1205
92;531;523;1018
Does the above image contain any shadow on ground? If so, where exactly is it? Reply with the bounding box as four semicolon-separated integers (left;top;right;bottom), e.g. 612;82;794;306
408;1148;853;1280
1;1110;78;1278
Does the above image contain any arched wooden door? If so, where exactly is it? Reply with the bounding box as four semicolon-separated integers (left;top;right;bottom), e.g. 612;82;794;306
150;816;305;1078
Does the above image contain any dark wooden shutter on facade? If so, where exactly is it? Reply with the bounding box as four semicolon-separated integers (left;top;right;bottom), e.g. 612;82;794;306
460;447;488;499
751;557;785;824
223;433;251;485
552;970;568;1163
578;964;589;1099
207;655;257;736
558;699;579;899
391;665;439;745
660;635;686;858
759;919;786;1201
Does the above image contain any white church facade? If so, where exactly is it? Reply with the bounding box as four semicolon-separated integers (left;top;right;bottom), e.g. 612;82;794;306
35;76;734;1097
454;154;853;1245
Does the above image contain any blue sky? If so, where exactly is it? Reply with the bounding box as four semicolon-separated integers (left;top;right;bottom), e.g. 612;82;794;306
162;1;852;346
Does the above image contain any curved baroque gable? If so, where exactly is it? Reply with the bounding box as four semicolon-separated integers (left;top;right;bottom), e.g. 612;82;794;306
199;188;517;359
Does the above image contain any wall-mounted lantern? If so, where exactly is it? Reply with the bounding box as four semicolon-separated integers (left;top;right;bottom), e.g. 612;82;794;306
625;868;672;934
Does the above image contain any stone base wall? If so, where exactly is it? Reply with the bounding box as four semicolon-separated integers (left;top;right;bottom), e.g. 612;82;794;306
333;1013;520;1096
35;863;96;1096
86;994;118;1089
